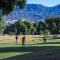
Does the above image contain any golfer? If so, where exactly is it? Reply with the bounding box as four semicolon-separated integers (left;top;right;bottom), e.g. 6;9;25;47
22;36;26;47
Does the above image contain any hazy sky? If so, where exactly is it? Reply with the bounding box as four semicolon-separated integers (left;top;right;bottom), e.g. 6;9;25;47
27;0;60;7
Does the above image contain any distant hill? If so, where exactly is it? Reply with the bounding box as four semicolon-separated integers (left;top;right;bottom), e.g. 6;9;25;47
5;4;60;22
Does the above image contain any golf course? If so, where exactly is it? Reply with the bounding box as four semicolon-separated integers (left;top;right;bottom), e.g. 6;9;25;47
0;35;60;60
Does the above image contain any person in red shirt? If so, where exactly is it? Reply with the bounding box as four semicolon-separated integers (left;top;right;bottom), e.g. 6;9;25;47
22;36;25;47
16;35;18;45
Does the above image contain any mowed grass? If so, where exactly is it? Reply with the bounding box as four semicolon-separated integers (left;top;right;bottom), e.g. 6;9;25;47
0;39;60;47
0;52;31;60
0;35;60;60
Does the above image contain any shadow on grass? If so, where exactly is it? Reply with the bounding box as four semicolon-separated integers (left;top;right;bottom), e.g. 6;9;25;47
1;46;60;60
0;46;52;53
36;42;60;45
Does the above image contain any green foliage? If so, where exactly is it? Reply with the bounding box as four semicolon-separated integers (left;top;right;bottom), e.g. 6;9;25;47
3;24;15;34
23;21;32;34
3;17;60;35
17;0;26;9
0;0;26;34
0;0;26;15
45;17;60;34
23;21;31;29
15;20;26;34
0;16;6;34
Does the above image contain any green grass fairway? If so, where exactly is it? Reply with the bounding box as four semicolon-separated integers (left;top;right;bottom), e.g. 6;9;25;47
0;39;60;60
0;52;30;60
0;39;60;47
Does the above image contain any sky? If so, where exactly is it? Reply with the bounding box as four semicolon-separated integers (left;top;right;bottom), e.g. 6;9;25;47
27;0;60;7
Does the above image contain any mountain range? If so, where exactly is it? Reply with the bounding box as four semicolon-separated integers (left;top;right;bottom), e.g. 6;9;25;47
5;4;60;23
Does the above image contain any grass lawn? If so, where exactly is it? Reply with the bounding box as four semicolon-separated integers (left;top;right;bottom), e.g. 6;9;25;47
0;39;60;60
0;52;31;60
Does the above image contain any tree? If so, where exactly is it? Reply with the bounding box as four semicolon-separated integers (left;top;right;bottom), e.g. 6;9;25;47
45;17;60;34
0;0;26;15
23;21;32;34
3;24;15;34
33;22;38;35
30;26;36;35
15;20;26;35
0;0;26;32
37;21;45;34
0;16;6;34
54;17;60;34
